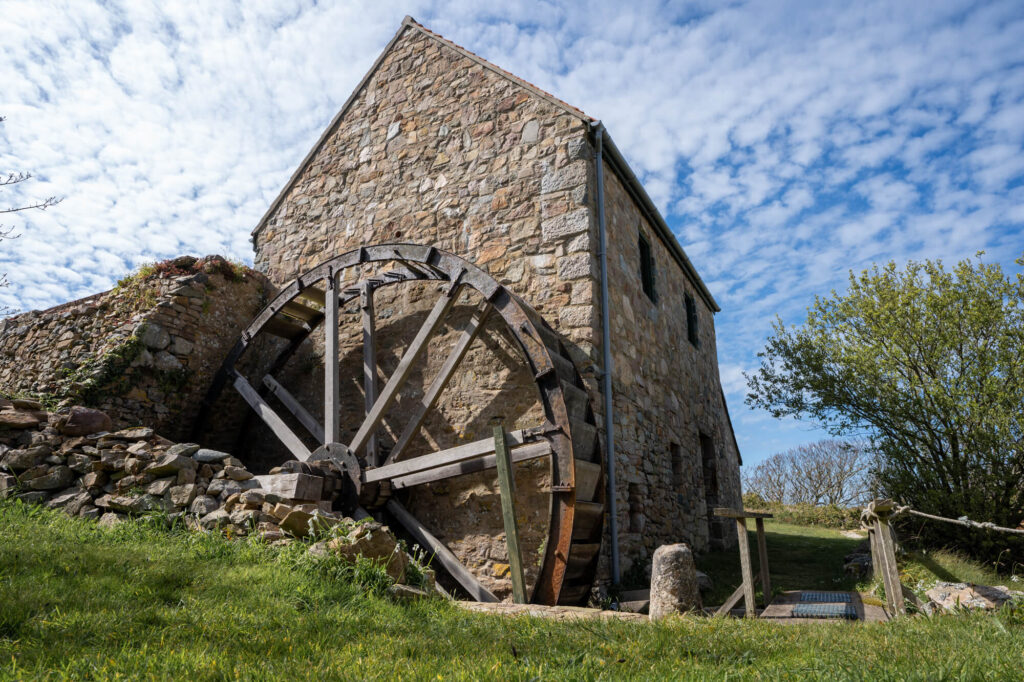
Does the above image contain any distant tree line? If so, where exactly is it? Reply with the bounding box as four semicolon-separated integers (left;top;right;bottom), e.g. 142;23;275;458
743;439;875;507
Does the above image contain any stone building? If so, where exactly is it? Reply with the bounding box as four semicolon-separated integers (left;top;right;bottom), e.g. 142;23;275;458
250;16;743;583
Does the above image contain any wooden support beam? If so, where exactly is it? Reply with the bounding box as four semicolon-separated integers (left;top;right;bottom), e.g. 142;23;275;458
494;425;526;604
389;442;551;490
876;518;906;617
262;375;325;443
715;584;746;616
349;286;464;461
385;303;491;466
232;373;311;461
735;517;756;617
361;282;378;463
386;499;498;603
755;517;771;606
365;429;532;483
324;270;340;444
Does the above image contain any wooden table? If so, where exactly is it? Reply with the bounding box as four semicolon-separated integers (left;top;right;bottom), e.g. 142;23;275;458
713;507;773;617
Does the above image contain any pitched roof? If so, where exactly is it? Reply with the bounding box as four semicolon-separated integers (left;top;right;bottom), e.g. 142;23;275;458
251;16;719;312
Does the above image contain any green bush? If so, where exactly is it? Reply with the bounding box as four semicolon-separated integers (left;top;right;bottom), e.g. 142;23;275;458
740;499;862;530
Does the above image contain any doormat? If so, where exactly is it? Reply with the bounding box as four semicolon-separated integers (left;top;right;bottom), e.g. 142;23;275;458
791;603;858;619
799;591;852;603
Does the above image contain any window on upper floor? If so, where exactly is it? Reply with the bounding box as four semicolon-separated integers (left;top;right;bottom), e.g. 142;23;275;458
685;293;699;347
638;231;656;302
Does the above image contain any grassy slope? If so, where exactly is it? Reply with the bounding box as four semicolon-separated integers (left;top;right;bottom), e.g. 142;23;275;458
1;501;1022;681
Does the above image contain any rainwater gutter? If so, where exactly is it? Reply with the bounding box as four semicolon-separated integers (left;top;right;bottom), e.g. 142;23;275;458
592;121;620;585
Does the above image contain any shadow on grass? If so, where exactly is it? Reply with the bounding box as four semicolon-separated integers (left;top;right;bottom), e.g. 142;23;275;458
909;551;961;583
695;521;864;606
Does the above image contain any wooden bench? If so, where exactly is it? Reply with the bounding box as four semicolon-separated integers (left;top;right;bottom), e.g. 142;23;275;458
713;507;773;617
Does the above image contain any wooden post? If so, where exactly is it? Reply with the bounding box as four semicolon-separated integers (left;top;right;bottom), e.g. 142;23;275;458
735;517;756;617
323;269;340;444
361;282;378;465
876;517;906;616
494;425;527;604
868;526;882;582
755;517;771;606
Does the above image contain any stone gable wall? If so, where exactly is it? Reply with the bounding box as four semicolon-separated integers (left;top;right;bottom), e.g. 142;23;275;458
0;257;270;443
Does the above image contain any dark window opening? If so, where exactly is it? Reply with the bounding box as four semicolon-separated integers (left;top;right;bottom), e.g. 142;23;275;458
638;232;656;301
671;442;684;505
700;433;723;543
685;293;699;347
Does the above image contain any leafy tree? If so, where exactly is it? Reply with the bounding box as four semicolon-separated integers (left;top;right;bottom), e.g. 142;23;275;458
746;254;1024;559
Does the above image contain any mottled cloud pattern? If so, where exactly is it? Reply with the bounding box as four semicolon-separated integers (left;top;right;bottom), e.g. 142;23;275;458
2;1;1022;465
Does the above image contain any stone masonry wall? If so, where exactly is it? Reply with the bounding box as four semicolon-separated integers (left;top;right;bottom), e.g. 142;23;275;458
0;256;271;443
599;160;743;579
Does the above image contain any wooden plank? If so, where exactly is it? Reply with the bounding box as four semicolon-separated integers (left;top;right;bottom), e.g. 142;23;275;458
233;373;311;461
571;501;605;540
281;299;321;323
389;442;551;490
755;517;771;606
264;314;307;341
574;460;601;500
494;426;526;604
349;286;463;460
324;271;340;444
365;430;532;483
877;518;906;616
385;303;491;466
385;499;498;603
262;375;325;443
361;283;378;464
868;527;882;582
297;286;326;306
714;507;774;519
716;584;746;616
736;517;756;617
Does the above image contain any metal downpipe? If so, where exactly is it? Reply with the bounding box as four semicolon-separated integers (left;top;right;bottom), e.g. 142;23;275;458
593;122;620;585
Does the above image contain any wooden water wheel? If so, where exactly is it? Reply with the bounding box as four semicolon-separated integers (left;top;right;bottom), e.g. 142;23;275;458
194;244;604;605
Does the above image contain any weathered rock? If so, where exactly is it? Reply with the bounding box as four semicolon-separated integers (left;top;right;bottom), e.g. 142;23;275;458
109;427;154;440
11;398;42;410
254;473;323;500
199;508;231;529
28;465;74;490
190;495;219;515
139;322;170;350
169;484;197;507
925;582;1024;612
146;477;176;496
97;512;126;528
1;445;51;471
696;570;713;593
0;410;40;430
229;508;260;527
387;584;431;602
61;406;112;437
15;490;49;504
97;449;126;471
145;454;196;477
649;543;701;620
327;522;409;583
79;505;101;520
193;448;230;463
0;472;18;498
67;453;93;474
223;465;253;481
47;489;91;516
165;443;201;458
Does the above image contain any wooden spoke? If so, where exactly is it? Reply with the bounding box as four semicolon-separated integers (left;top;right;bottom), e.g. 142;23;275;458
385;302;491;466
361;282;378;463
324;270;340;444
348;285;464;460
232;372;311;461
263;374;325;443
365;429;533;483
389;441;551;490
386;499;498;603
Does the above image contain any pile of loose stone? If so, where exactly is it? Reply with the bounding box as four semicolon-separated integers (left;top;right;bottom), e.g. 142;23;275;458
0;399;437;599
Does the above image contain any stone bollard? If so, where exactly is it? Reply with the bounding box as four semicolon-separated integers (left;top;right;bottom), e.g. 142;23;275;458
649;543;701;620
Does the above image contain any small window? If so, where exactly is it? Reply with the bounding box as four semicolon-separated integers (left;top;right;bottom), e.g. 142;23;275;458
685;293;699;347
671;443;683;489
638;232;656;301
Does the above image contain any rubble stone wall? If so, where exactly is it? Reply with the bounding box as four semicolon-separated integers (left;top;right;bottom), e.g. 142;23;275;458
0;257;270;443
599;159;743;576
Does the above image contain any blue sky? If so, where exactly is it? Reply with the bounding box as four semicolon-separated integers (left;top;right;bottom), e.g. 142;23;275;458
1;1;1022;468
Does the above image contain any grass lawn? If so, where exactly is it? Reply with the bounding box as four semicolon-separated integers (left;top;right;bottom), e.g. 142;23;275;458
2;500;1022;681
695;520;864;605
